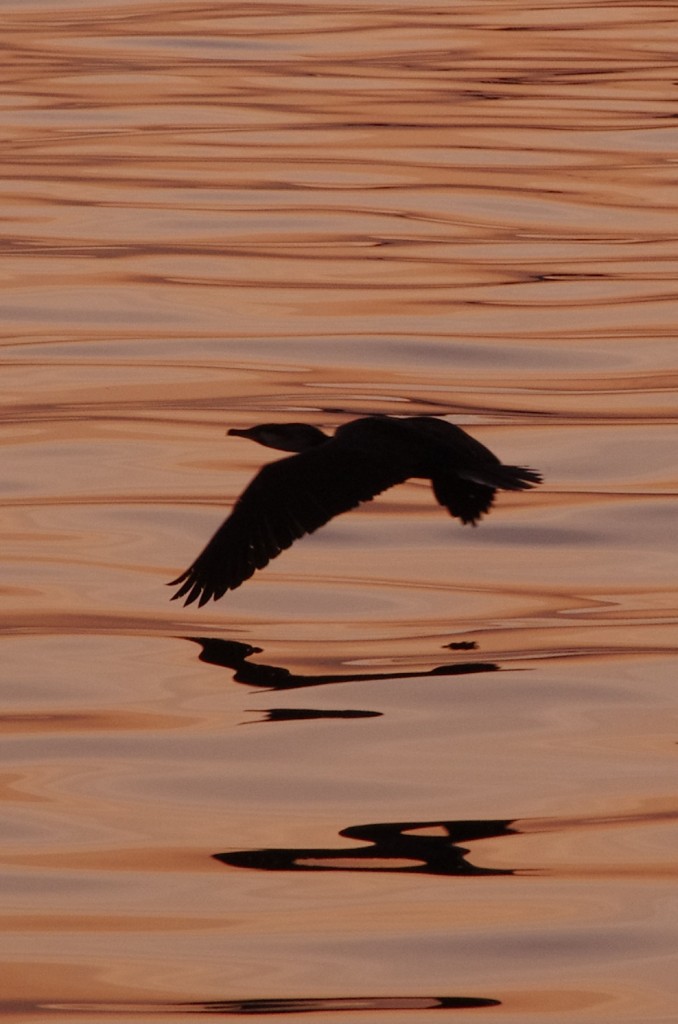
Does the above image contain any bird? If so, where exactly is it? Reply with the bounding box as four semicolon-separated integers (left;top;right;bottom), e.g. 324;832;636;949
169;415;542;606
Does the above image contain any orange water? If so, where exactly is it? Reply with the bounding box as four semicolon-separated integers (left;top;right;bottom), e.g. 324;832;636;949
1;2;678;1021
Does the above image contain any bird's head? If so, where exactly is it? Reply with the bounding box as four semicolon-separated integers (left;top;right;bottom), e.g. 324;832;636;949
228;422;329;453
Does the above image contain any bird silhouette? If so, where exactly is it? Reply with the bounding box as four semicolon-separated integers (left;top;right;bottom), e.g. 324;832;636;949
170;415;541;606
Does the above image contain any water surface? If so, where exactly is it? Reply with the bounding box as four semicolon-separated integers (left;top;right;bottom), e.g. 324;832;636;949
1;1;678;1021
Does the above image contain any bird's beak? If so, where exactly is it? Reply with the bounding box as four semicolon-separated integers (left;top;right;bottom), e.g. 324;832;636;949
227;428;250;438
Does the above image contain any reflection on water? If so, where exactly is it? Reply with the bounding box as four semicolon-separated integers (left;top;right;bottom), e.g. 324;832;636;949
3;0;678;1019
217;809;678;880
255;708;382;723
46;995;502;1016
191;633;497;722
216;818;516;877
187;636;498;692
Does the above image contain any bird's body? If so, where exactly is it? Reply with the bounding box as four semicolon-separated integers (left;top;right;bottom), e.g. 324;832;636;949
170;415;541;606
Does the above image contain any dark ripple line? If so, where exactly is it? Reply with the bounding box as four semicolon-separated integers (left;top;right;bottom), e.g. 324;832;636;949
35;994;501;1015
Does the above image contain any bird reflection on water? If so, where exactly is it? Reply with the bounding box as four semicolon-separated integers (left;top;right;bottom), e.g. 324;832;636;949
185;638;499;721
186;636;498;693
170;415;542;606
215;817;517;877
64;995;501;1014
181;996;502;1012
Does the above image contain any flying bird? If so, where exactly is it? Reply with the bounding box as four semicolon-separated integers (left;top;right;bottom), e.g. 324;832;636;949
170;415;541;606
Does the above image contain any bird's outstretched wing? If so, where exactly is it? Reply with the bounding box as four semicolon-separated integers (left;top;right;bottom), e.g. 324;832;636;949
431;475;497;525
169;443;408;606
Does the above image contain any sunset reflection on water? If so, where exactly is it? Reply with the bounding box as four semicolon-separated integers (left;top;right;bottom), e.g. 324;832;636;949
1;1;678;1020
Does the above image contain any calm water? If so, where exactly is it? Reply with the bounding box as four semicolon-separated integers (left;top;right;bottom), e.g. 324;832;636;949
1;1;678;1020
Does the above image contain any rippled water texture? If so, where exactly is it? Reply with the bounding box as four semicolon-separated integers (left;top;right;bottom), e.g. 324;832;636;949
2;1;678;1021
